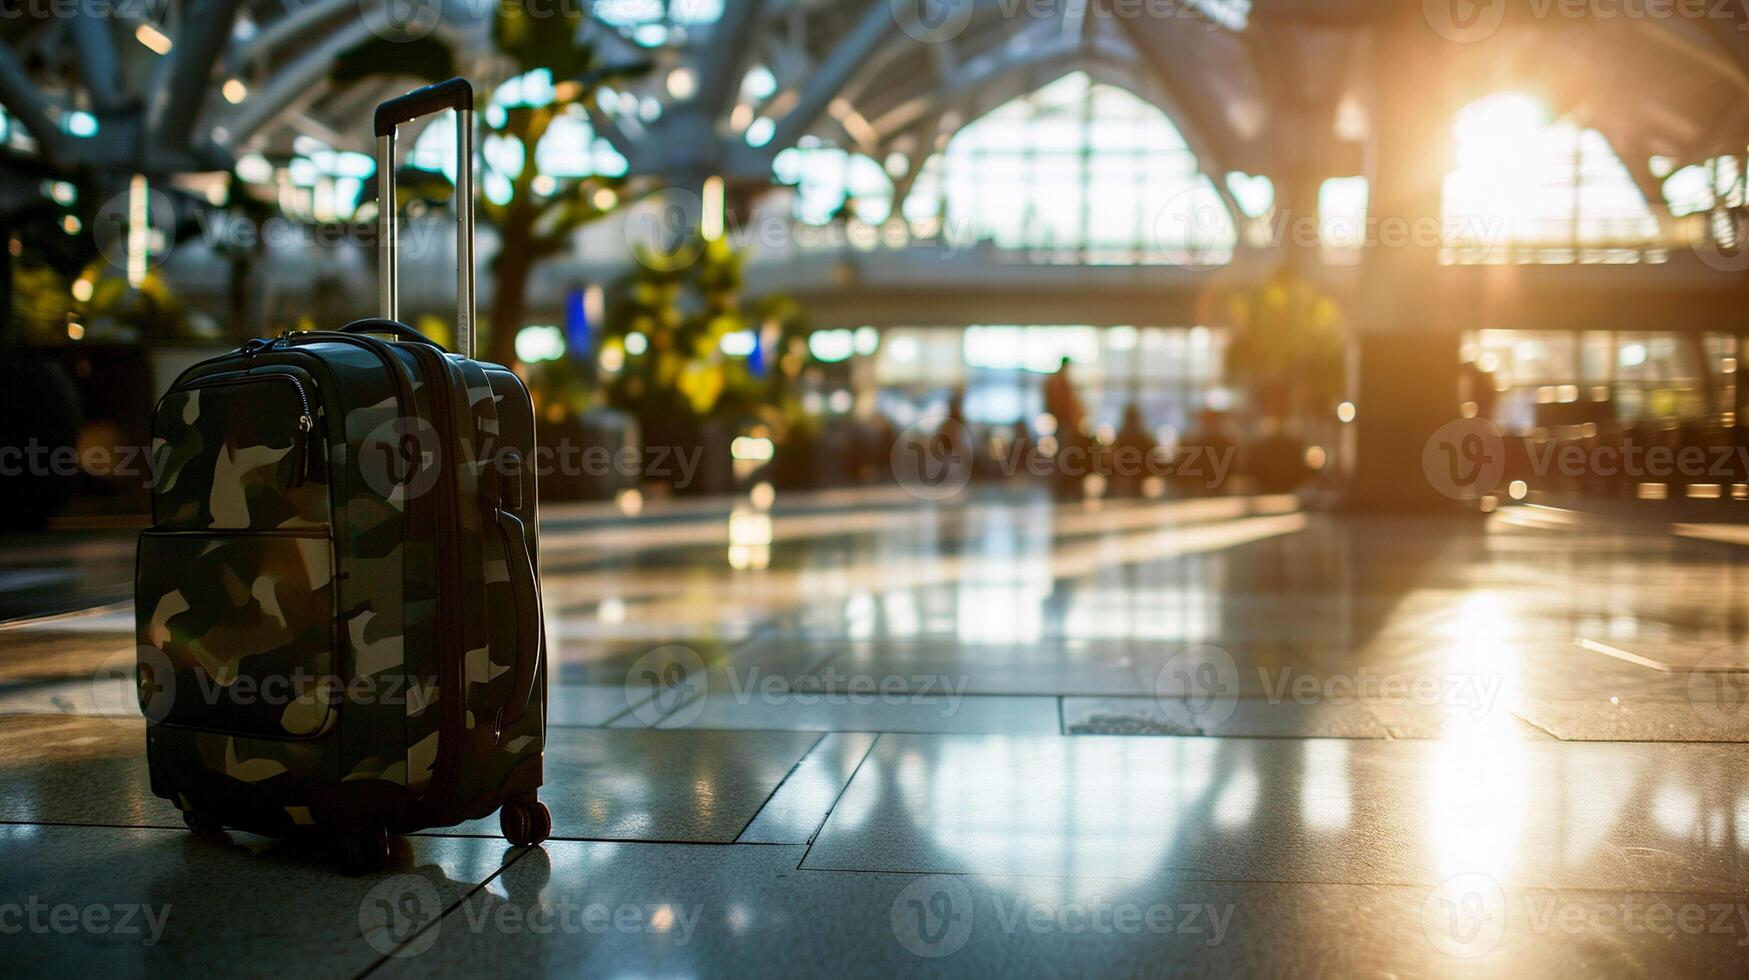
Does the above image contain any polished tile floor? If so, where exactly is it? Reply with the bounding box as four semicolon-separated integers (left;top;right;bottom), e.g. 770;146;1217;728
3;490;1749;975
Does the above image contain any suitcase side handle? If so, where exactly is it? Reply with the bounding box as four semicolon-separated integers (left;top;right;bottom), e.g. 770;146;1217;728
495;506;543;731
375;77;475;360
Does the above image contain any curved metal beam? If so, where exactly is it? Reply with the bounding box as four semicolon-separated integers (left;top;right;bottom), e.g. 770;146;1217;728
765;0;900;156
147;0;243;157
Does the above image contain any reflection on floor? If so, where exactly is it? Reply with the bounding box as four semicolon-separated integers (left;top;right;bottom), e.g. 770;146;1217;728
3;489;1749;974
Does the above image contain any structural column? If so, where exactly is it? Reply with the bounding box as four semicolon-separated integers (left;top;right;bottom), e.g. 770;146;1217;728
1345;10;1469;510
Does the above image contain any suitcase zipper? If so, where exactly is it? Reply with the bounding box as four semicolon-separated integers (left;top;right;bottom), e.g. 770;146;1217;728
398;342;471;808
172;372;317;486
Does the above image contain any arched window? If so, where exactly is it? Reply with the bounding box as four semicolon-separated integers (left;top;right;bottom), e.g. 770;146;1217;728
922;72;1234;265
772;142;893;225
776;71;1235;266
1442;93;1658;264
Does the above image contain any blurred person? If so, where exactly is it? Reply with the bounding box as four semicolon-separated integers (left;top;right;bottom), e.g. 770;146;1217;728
1044;358;1090;497
1108;403;1159;498
1175;408;1238;494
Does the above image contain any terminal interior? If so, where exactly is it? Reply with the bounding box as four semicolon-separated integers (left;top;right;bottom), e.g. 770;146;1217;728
3;0;1749;974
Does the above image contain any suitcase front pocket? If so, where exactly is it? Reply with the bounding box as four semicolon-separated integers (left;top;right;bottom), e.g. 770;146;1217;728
151;371;328;531
136;530;338;739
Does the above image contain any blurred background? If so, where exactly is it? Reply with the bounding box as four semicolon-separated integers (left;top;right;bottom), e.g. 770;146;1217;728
2;0;1748;527
9;6;1749;973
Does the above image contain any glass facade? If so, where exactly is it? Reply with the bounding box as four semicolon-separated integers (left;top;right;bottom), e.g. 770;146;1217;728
776;72;1236;266
1442;93;1660;264
873;325;1228;440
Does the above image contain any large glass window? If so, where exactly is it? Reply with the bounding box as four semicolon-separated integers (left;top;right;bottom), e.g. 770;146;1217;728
1442;93;1659;264
874;325;1228;439
777;72;1235;266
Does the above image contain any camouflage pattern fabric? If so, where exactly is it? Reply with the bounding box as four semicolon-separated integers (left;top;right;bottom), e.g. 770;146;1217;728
151;370;328;530
138;333;544;837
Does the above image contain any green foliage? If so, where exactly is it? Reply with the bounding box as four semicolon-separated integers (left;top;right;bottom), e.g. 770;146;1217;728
602;231;811;438
12;260;189;343
1223;267;1348;419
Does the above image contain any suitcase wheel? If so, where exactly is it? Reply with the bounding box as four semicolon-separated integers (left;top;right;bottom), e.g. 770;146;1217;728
499;798;552;847
181;810;223;834
337;828;392;876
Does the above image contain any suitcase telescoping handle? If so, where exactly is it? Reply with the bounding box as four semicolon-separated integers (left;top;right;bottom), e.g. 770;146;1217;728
374;77;476;360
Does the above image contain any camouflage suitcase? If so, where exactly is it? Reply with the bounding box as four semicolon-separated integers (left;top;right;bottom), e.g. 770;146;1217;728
135;78;549;872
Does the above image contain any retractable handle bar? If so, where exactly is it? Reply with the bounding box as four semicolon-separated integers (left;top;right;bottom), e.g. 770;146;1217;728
375;77;475;359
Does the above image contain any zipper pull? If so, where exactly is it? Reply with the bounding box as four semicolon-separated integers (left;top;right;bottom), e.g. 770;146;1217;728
241;338;270;358
292;414;314;486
